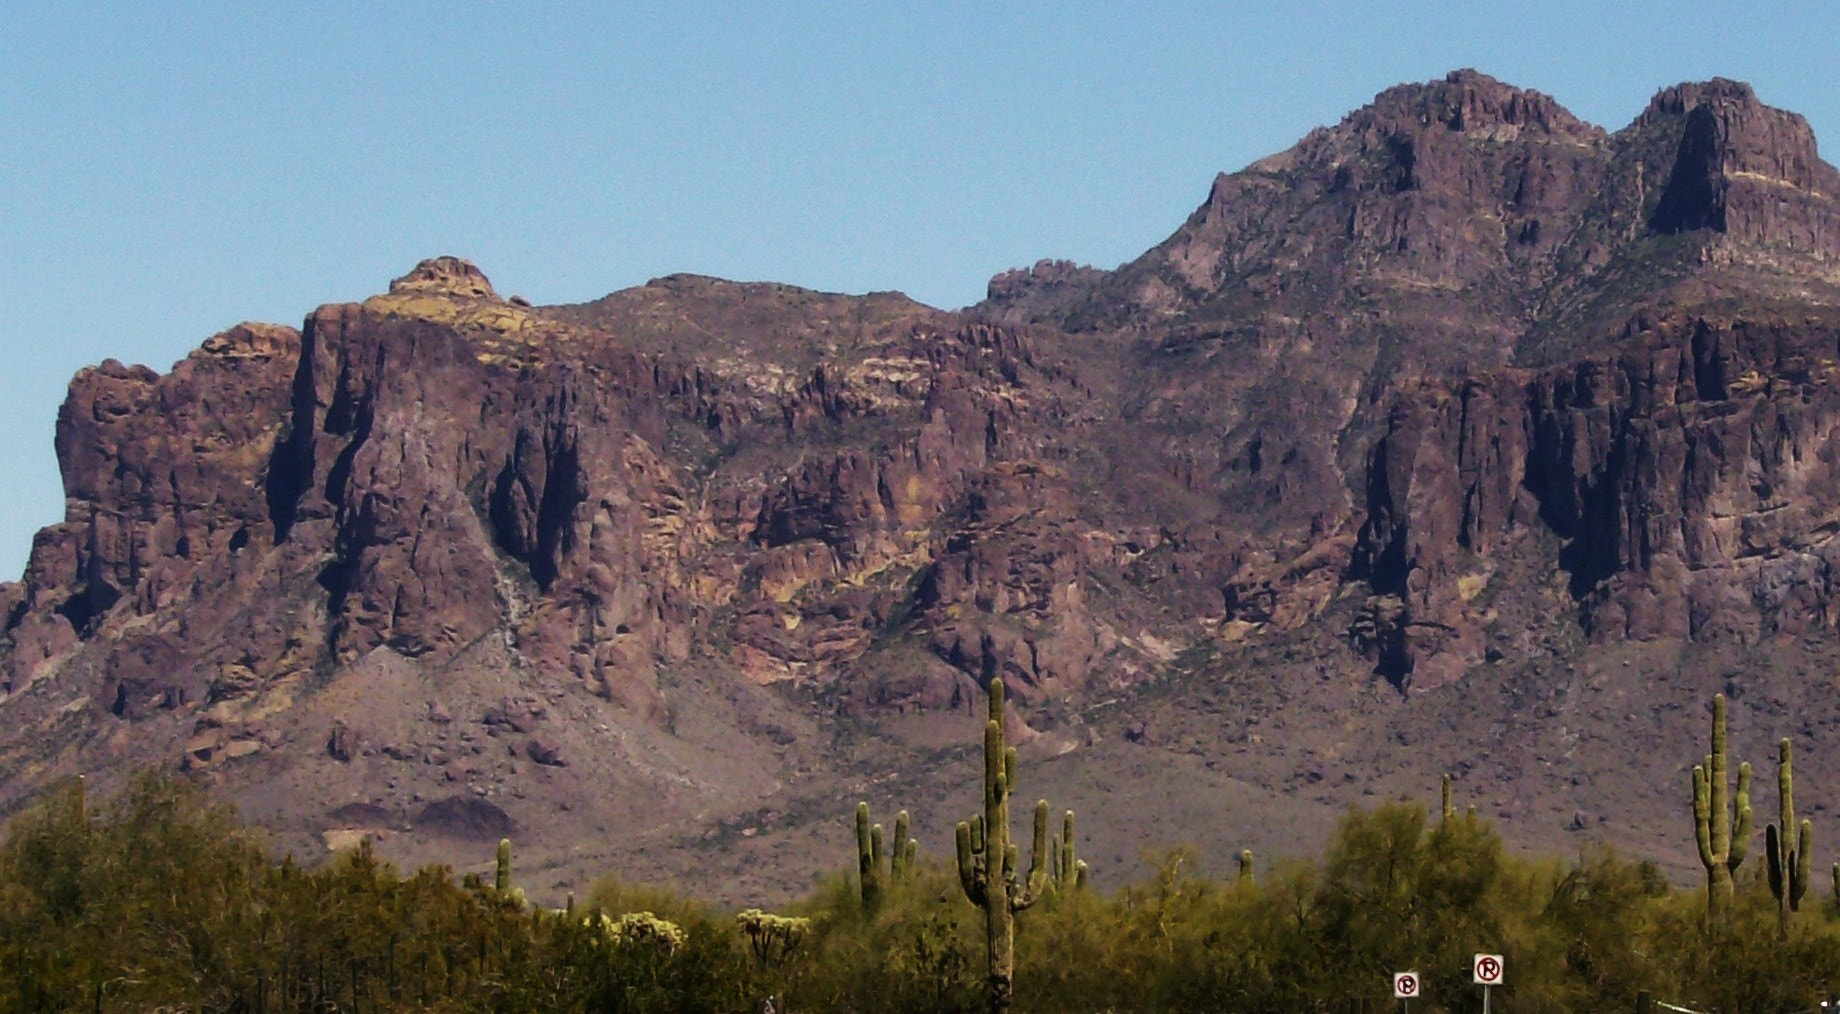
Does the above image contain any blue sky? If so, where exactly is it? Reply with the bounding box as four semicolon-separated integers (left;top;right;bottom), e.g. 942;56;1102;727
2;3;1836;579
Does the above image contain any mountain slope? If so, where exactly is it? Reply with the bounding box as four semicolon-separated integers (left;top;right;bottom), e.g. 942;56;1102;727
7;72;1840;898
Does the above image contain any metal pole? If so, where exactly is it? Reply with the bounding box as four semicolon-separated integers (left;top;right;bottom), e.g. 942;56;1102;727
1482;984;1491;1014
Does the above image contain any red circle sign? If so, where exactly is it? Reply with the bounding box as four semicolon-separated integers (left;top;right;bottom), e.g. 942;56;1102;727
1393;972;1419;998
1474;954;1504;984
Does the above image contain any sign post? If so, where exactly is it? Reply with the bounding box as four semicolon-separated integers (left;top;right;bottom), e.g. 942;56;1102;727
1392;971;1419;1012
1473;953;1504;1013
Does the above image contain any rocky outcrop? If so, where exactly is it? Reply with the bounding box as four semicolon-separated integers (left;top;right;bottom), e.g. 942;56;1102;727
270;293;692;714
918;461;1116;705
972;71;1840;684
387;255;502;299
1648;79;1840;257
0;255;1167;784
11;74;1840;898
2;322;301;708
1353;310;1840;688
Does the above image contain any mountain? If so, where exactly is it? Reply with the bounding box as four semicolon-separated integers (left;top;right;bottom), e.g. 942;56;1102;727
8;71;1840;902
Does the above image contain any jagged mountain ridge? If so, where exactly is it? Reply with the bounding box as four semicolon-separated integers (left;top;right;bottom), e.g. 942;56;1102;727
7;71;1840;899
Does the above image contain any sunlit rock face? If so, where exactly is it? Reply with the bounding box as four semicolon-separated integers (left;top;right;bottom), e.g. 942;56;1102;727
9;75;1840;900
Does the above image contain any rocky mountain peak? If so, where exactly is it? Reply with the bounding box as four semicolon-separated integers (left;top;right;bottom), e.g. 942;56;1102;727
983;70;1622;350
983;259;1107;313
1354;68;1599;140
387;256;501;301
1645;78;1840;255
1641;77;1760;122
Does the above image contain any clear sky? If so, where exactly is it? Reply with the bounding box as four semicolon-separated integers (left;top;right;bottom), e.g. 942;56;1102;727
2;3;1836;580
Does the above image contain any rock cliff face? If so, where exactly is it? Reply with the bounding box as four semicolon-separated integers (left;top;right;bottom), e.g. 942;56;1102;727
1353;310;1840;689
981;69;1840;692
5;321;301;704
9;74;1840;898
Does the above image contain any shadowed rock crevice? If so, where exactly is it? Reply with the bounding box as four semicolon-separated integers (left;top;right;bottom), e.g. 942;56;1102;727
1651;103;1731;235
264;324;322;543
55;578;119;639
487;426;588;592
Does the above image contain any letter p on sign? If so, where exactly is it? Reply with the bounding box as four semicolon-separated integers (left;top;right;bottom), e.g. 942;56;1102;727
1393;972;1420;998
1473;953;1504;985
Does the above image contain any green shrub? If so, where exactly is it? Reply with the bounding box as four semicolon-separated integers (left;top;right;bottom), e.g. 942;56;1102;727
10;772;1840;1011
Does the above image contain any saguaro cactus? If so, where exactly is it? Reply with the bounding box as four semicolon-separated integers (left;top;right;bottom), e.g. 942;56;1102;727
1052;809;1089;890
1692;694;1753;927
955;678;1051;1012
856;801;884;909
1441;773;1455;822
1238;848;1255;883
893;809;917;880
1767;737;1813;936
856;802;918;909
493;837;526;906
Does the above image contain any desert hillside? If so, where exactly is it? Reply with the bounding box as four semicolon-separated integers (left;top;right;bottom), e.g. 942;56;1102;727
6;71;1840;903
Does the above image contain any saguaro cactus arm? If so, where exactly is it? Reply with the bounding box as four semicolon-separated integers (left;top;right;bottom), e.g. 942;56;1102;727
1730;761;1753;871
1010;800;1051;911
1795;820;1813;907
1694;765;1716;866
956;820;986;905
1768;823;1785;899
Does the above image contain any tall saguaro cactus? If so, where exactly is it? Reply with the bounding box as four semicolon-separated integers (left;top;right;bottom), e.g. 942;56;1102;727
955;678;1050;1013
1767;738;1813;936
1692;694;1753;927
1052;809;1089;890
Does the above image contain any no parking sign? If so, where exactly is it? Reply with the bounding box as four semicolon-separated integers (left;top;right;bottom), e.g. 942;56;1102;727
1473;953;1505;1013
1392;971;1420;998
